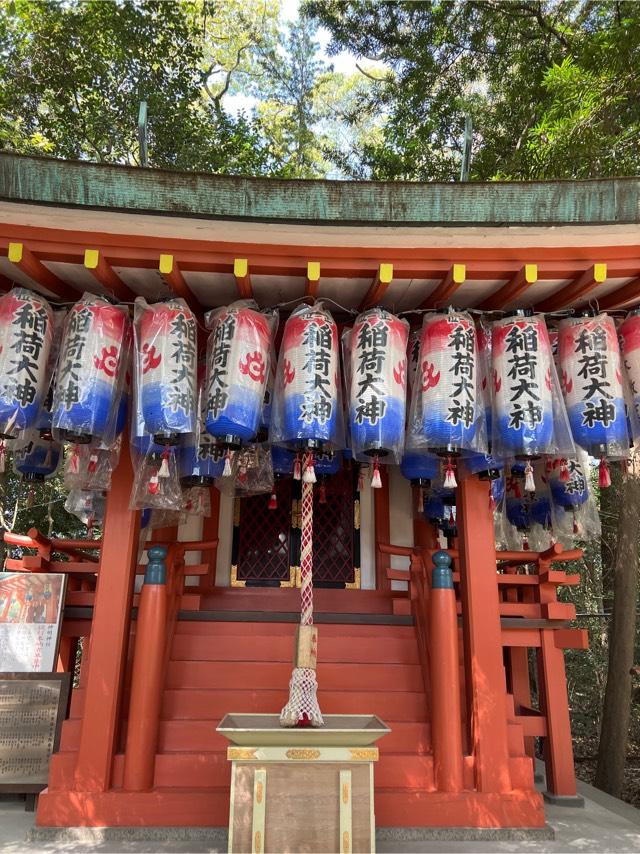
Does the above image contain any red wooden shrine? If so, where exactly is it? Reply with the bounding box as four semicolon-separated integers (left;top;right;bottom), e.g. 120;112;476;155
0;153;637;831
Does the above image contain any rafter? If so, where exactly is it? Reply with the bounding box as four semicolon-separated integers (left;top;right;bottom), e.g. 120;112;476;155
84;249;136;302
7;242;78;300
536;263;607;312
158;254;203;318
478;264;537;311
0;272;14;292
233;258;252;299
597;276;640;311
359;263;393;311
305;261;321;299
421;263;466;309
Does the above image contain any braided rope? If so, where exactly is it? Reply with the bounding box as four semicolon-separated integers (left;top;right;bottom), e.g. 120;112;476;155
300;476;314;627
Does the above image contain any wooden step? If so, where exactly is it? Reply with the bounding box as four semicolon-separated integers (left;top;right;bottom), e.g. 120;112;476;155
171;632;420;664
174;621;416;638
198;587;394;614
165;660;424;692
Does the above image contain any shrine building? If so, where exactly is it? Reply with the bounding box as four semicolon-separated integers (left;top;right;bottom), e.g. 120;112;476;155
1;151;640;835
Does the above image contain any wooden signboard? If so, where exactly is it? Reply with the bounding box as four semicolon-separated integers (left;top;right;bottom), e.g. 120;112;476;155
0;673;70;794
0;572;66;672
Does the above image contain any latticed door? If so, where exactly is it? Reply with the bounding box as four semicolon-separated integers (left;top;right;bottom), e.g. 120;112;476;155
231;465;360;589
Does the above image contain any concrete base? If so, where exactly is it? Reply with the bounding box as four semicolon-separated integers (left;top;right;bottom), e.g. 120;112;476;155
543;792;585;807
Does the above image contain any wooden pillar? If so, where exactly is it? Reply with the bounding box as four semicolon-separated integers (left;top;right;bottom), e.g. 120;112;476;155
123;545;168;791
199;487;220;591
429;550;464;792
457;475;512;793
373;467;391;592
74;443;140;792
507;647;535;758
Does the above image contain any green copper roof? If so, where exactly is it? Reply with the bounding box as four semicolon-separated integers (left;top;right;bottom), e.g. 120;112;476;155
1;152;639;227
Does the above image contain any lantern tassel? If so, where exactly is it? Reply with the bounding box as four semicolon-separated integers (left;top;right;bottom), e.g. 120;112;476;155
573;513;580;536
319;481;327;504
371;456;382;489
268;491;278;510
70;445;81;474
443;457;457;489
87;451;99;474
522;534;529;551
158;449;170;478
148;470;160;495
0;442;5;474
223;449;233;478
303;453;316;484
599;457;611;489
524;462;535;493
449;507;455;525
293;453;302;481
559;459;569;482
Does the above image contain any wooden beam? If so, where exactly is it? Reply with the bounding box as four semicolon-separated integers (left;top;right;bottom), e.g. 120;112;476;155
478;264;538;311
421;263;466;309
305;261;321;299
7;242;78;300
0;272;13;292
536;263;607;312
233;258;252;299
359;263;393;311
158;254;203;318
598;275;640;310
84;249;136;302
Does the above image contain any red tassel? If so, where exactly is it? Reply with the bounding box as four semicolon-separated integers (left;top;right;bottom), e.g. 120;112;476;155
158;448;170;478
545;458;553;473
70;445;80;474
599;457;611;489
573;515;579;535
303;453;316;484
268;491;277;510
449;507;454;525
524;462;535;493
148;470;160;495
522;535;529;551
293;453;302;481
443;457;457;489
0;441;5;474
87;451;99;474
559;459;569;482
371;456;382;489
319;482;327;504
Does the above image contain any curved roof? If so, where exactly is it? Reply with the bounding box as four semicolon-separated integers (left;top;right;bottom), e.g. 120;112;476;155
0;152;639;313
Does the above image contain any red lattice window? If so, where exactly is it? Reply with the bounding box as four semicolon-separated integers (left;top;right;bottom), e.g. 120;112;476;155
312;469;356;587
235;478;293;586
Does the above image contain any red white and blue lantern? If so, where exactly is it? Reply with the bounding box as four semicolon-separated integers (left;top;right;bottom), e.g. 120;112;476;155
492;313;554;457
136;297;197;444
179;434;225;487
13;430;61;481
348;308;408;462
406;328;421;406
548;454;589;510
272;303;342;452
619;309;640;422
271;445;295;477
0;288;53;439
53;294;129;444
559;313;628;459
400;451;439;486
410;311;481;455
205;303;275;447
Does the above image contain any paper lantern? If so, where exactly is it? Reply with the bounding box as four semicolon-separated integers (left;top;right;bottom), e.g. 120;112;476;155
13;431;61;481
271;445;295;477
205;303;275;446
400;452;439;486
272;303;342;451
136;298;197;444
348;308;408;461
530;495;552;529
492;313;554;457
179;434;225;487
0;288;53;438
411;311;481;455
406;328;421;407
54;294;129;444
559;313;627;458
314;450;341;477
618;309;640;422
548;455;589;509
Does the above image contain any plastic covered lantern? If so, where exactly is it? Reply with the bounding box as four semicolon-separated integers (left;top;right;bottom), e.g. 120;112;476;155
271;303;343;453
559;313;628;459
408;310;484;456
13;430;61;481
179;366;227;487
548;453;590;510
492;312;574;459
400;451;440;487
348;308;408;463
53;293;129;444
0;287;53;438
205;301;276;447
135;297;197;444
620;309;640;422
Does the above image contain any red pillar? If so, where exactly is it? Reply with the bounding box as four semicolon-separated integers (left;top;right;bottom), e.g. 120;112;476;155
199;487;220;591
123;544;168;791
457;475;512;793
429;550;464;792
73;443;140;792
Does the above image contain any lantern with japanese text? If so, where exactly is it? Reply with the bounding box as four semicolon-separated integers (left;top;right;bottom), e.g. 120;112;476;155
492;312;568;459
135;297;197;445
12;430;61;481
409;310;482;456
271;303;343;453
406;328;421;407
181;363;227;486
400;451;439;486
53;294;129;445
348;308;408;465
0;288;53;438
559;313;628;459
618;309;640;422
205;302;275;447
548;454;590;510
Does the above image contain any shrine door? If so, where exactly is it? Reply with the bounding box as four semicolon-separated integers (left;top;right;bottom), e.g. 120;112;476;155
231;467;360;588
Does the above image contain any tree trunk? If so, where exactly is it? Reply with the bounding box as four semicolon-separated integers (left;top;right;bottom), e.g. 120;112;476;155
594;457;640;797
